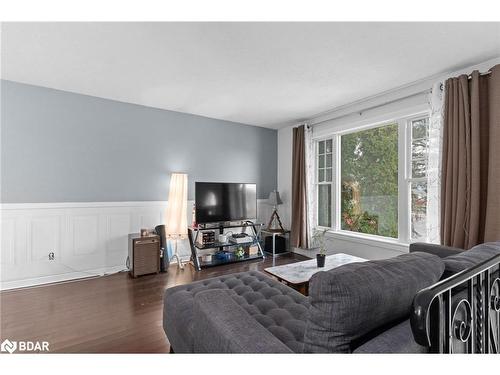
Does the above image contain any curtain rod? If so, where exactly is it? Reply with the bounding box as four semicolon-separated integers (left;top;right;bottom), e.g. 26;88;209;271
439;69;492;90
306;67;494;129
468;70;492;78
309;89;431;128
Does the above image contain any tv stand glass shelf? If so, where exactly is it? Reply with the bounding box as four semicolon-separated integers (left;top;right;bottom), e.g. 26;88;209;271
187;222;265;270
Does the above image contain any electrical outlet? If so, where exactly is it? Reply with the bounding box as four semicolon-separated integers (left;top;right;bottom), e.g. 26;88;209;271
48;252;55;261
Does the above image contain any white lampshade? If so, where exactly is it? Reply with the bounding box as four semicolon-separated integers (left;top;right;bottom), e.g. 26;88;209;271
165;173;188;238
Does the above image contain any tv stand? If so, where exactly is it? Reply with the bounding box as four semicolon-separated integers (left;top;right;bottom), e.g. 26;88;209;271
187;221;265;271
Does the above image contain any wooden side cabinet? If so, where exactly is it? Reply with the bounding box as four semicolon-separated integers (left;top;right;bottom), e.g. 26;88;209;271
128;233;160;278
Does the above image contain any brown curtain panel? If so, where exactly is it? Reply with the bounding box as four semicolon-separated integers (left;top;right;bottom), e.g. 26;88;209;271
441;64;500;249
291;125;309;248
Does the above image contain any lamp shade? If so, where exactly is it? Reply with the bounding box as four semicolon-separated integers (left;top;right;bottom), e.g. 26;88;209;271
165;173;188;238
267;190;283;206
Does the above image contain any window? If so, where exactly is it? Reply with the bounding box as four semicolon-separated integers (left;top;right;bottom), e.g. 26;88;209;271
340;124;399;238
314;113;431;244
408;117;430;241
316;139;333;227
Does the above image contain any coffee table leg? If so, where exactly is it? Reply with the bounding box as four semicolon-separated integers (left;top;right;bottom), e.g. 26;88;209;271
297;283;308;296
266;274;308;296
287;282;308;296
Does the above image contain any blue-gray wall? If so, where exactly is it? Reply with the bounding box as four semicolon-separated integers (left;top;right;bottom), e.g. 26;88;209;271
1;80;277;203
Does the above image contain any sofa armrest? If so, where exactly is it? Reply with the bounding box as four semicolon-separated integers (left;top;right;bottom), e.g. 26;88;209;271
409;242;464;258
192;289;293;353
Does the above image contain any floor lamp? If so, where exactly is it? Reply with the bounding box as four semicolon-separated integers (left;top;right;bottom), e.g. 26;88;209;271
165;173;188;269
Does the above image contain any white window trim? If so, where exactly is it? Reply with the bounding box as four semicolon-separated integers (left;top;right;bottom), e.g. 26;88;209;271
312;106;430;248
315;139;334;228
325;229;409;253
397;117;410;244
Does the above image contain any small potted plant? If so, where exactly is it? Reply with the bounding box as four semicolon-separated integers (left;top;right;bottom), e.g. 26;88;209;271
312;229;327;267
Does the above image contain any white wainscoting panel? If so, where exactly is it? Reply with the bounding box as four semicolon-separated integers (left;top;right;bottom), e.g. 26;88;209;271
1;217;16;265
30;215;61;262
106;213;131;253
0;200;271;290
72;214;100;256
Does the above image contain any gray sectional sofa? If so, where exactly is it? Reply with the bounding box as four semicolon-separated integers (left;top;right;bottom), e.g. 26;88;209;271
163;241;500;353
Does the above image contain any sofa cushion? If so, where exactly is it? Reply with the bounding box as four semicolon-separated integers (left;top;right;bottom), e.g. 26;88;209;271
163;270;310;353
303;252;444;353
409;242;465;258
353;319;428;353
444;241;500;276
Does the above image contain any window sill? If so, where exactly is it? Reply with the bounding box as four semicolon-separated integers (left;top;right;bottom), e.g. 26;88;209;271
321;229;409;253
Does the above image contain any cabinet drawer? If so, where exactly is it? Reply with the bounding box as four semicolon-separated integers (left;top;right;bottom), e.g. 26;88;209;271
134;238;158;245
132;240;159;277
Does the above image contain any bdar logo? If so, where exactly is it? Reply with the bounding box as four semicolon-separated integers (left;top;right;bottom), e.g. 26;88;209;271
1;339;17;354
1;339;49;353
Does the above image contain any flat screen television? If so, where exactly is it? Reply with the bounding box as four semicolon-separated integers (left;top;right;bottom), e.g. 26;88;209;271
195;182;257;224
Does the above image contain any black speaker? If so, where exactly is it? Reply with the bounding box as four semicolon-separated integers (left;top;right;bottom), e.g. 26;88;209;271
155;225;170;272
264;235;287;254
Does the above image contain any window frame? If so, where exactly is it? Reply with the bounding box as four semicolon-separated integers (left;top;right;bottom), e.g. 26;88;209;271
313;110;431;245
315;137;334;229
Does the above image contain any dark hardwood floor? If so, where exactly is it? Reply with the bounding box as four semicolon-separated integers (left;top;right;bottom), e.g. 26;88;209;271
0;253;308;353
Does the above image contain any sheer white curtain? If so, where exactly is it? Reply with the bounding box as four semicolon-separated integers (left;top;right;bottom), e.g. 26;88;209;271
304;124;315;248
426;82;444;244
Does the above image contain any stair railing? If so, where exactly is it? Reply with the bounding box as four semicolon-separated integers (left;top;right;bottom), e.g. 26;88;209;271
411;253;500;353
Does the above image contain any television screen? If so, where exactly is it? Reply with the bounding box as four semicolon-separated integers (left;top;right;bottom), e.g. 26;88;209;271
195;182;257;224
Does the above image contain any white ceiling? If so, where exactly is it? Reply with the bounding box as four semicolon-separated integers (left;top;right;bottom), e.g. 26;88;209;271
2;22;499;128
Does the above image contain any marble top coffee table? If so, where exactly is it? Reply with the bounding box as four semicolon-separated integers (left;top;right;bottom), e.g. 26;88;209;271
264;253;367;295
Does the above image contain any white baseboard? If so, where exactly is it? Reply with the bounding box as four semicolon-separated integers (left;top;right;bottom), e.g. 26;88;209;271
1;200;271;290
0;265;126;291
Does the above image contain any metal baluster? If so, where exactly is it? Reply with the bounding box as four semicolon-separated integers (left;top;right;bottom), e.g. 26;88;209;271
476;274;484;353
489;269;500;353
485;269;491;352
447;290;452;353
437;294;445;353
497;304;500;353
468;278;475;353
